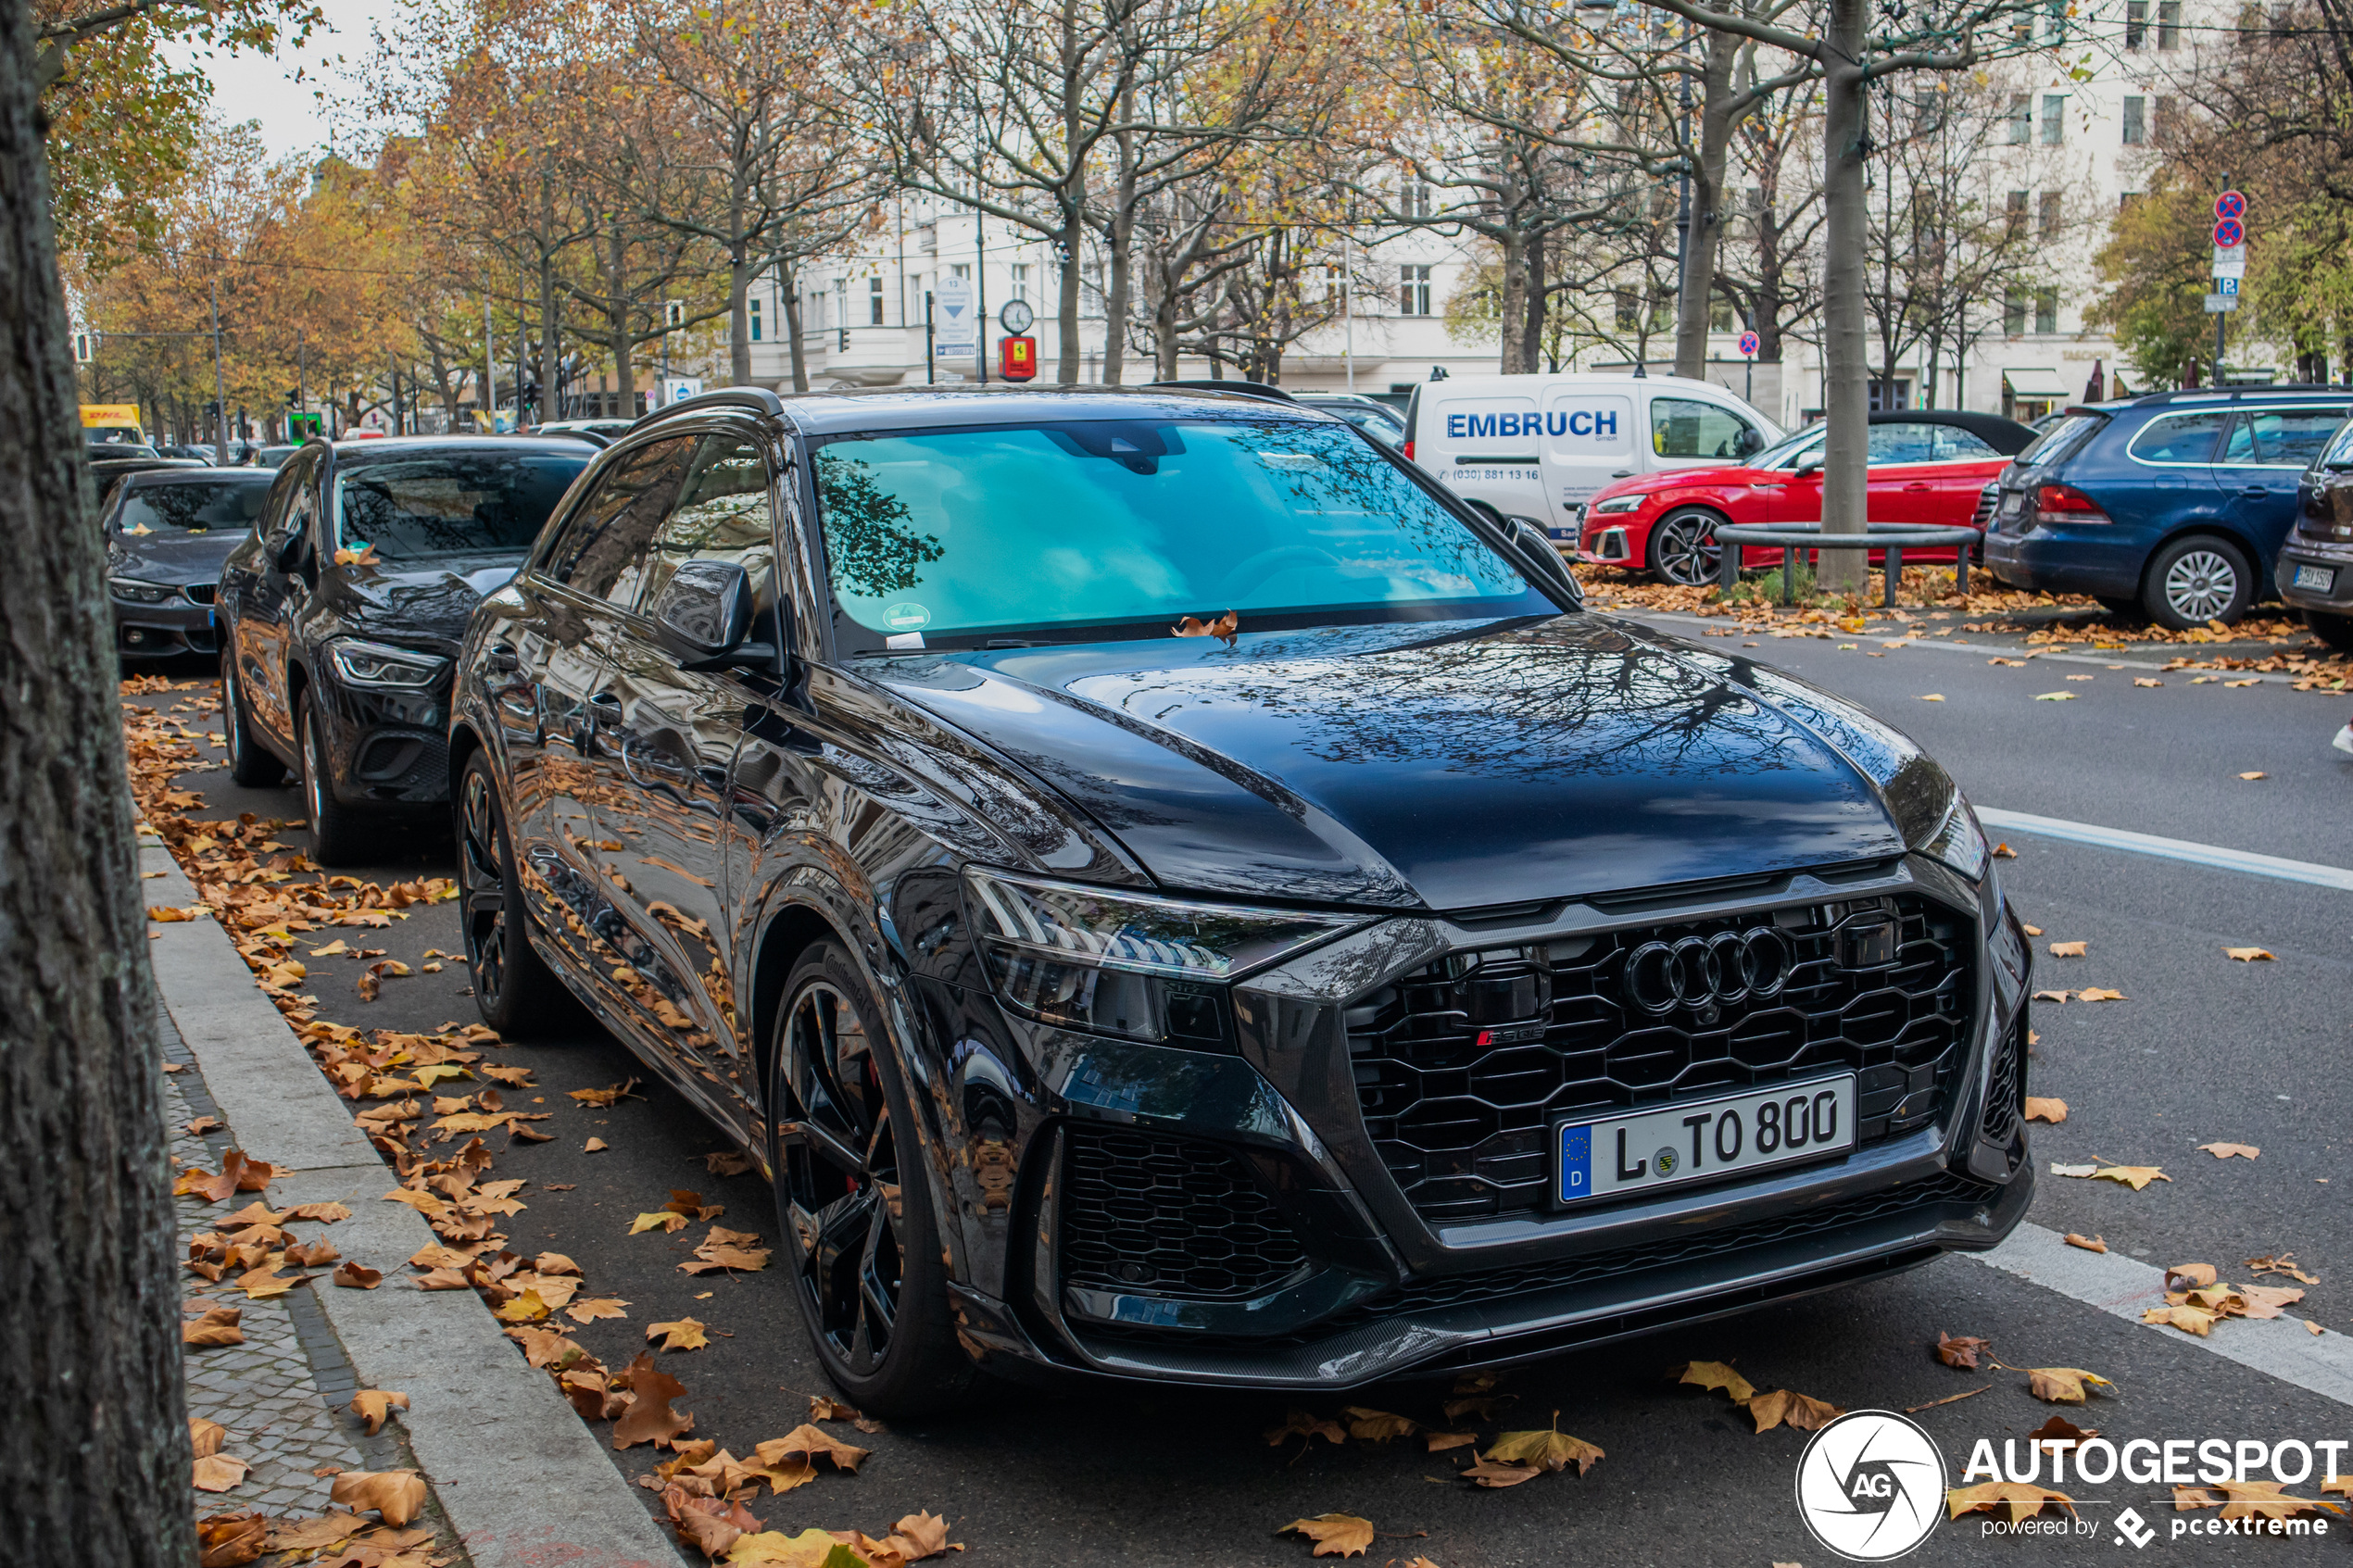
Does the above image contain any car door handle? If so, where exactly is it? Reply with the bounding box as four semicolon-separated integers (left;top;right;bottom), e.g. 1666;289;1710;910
1903;483;1933;493
1609;470;1633;478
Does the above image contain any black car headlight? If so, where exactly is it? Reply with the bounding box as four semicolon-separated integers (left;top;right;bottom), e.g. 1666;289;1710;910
325;637;450;690
1913;791;1990;882
109;576;179;606
963;869;1365;1047
1591;495;1644;515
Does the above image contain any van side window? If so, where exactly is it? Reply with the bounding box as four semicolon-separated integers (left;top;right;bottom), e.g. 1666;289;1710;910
1651;397;1760;459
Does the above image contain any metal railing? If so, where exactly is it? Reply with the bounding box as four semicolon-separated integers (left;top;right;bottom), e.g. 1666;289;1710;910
1713;521;1982;607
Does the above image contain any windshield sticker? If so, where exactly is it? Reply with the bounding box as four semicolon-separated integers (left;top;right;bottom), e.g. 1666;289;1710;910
882;601;932;631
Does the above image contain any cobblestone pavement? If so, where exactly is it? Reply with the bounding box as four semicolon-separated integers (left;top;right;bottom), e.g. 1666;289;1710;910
165;1005;406;1518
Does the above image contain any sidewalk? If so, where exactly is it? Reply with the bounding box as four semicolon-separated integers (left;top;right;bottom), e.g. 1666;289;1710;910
147;832;683;1568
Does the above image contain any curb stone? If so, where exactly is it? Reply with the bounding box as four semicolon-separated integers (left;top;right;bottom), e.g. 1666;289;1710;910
143;834;686;1568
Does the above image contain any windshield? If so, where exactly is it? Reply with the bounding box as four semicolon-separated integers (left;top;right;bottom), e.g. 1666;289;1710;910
335;451;588;561
117;481;271;534
1747;426;1825;470
811;419;1544;644
2018;412;2104;469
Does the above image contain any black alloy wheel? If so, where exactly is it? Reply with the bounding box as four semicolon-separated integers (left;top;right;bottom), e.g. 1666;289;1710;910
298;695;365;867
770;942;975;1416
221;657;284;787
2306;608;2353;654
456;751;572;1035
1649;507;1725;587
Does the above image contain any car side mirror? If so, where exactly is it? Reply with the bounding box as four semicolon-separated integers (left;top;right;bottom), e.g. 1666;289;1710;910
653;559;756;663
1795;454;1825;478
1735;427;1766;458
271;528;309;573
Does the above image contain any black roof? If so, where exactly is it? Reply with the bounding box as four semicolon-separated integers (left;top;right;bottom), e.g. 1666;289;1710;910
644;384;1342;438
322;434;600;466
116;464;277;488
1867;409;2038;455
2128;383;2353;406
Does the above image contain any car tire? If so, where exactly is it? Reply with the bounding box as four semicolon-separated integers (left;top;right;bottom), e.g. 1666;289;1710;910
456;751;577;1037
2306;609;2353;654
2093;595;2145;621
769;940;977;1419
1648;508;1726;587
221;657;285;787
2143;535;2253;630
297;693;367;868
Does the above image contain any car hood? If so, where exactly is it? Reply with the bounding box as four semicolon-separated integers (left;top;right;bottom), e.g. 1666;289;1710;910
1588;465;1761;507
108;529;245;586
321;555;527;651
862;616;1914;911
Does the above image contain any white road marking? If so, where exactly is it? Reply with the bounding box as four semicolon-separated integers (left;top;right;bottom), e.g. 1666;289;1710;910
1976;808;2353;892
1967;1223;2353;1410
1619;608;2305;682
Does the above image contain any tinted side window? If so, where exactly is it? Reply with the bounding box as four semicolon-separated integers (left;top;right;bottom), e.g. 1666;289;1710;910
2127;411;2230;464
1866;423;1944;463
2220;408;2349;467
637;435;775;616
1651;396;1759;459
541;435;697;605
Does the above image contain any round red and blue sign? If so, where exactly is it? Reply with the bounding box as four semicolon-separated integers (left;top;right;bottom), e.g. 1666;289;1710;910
1738;330;1761;358
2214;216;2245;248
2216;190;2246;220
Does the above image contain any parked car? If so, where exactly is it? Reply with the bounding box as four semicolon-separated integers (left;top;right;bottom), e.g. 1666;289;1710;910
528;419;635;442
252;445;301;469
215;435;595;863
104;468;279;659
2272;417;2353;652
90;451;208;511
448;384;2031;1416
155;444;219;463
1402;371;1783;547
1576;411;2037;586
1982;385;2353;629
1293;393;1407;449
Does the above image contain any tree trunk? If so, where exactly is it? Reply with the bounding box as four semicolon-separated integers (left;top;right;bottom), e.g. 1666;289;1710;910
1497;230;1530;375
1674;34;1742;379
610;224;636;410
1520;230;1547;377
0;1;193;1557
1103;113;1136;386
729;248;753;388
1817;0;1869;592
537;182;561;427
1055;215;1084;384
781;260;808;393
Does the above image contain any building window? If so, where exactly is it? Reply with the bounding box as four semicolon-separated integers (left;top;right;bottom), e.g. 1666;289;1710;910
2005;289;2029;335
2122;95;2145;144
869;277;884;325
1709;295;1736;333
1869;379;1911;412
1008;263;1029;301
2041;94;2066;144
2039;192;2063;237
2126;0;2146;45
2158;0;2180;46
2042;0;2066;40
2007;190;2029;236
1405;182;1433;220
2006;94;2032;144
2035;288;2059;334
2120;189;2142;208
1400;264;1432;316
749;297;762;342
2154;95;2178;143
951;263;971;280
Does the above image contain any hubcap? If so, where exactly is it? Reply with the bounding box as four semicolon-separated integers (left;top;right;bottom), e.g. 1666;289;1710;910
2164;549;2237;621
777;982;903;1377
1657;517;1720;586
459;770;507;1008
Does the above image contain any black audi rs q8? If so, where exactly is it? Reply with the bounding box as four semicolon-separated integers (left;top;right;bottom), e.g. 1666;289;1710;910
447;386;2033;1415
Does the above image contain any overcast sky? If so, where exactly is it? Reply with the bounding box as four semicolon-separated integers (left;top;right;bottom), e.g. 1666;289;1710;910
168;0;409;161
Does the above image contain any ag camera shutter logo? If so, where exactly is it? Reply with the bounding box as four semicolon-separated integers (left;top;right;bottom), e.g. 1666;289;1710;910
1793;1410;1945;1561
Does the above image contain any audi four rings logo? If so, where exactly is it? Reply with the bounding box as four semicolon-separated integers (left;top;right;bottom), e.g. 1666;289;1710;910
1625;926;1796;1014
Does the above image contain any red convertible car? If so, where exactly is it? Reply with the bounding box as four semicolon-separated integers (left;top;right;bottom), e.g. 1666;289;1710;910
1578;409;2038;585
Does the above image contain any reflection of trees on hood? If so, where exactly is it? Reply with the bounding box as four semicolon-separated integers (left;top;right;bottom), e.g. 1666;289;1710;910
1078;620;1817;786
814;451;942;597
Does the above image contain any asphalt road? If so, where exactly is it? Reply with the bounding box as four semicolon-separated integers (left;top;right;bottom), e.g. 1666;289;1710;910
124;619;2353;1567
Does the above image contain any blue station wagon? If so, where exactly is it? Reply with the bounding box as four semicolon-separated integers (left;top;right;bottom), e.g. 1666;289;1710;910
1980;387;2353;628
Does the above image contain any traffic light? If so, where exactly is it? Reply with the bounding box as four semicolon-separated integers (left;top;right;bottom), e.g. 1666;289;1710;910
71;331;93;364
283;388;299;407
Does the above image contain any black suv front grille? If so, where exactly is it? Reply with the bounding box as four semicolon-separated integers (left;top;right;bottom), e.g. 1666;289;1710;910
1349;892;1976;1223
1061;1126;1311;1301
1981;1013;2025;1142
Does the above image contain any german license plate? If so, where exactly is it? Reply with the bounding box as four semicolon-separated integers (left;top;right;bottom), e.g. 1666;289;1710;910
1557;1077;1856;1205
2294;563;2336;593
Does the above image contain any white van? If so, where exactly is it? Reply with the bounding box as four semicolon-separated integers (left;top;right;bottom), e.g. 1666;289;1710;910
1402;372;1783;544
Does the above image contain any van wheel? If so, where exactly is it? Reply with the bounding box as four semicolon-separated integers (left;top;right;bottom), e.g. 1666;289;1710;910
2307;609;2353;654
1649;508;1725;587
2143;535;2252;630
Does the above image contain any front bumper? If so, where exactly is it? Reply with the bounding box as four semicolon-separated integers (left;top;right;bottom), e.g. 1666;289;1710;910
945;856;2032;1390
111;593;219;659
1577;524;1635;565
2275;534;2353;611
311;665;457;808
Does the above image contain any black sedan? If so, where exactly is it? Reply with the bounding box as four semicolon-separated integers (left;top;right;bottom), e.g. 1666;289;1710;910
449;386;2032;1417
216;436;593;864
104;468;279;658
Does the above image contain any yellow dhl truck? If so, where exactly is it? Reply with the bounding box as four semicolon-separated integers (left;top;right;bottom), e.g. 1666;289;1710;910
81;403;145;446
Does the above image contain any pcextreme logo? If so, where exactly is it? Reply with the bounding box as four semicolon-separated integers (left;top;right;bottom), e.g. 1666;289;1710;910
1793;1410;1947;1561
